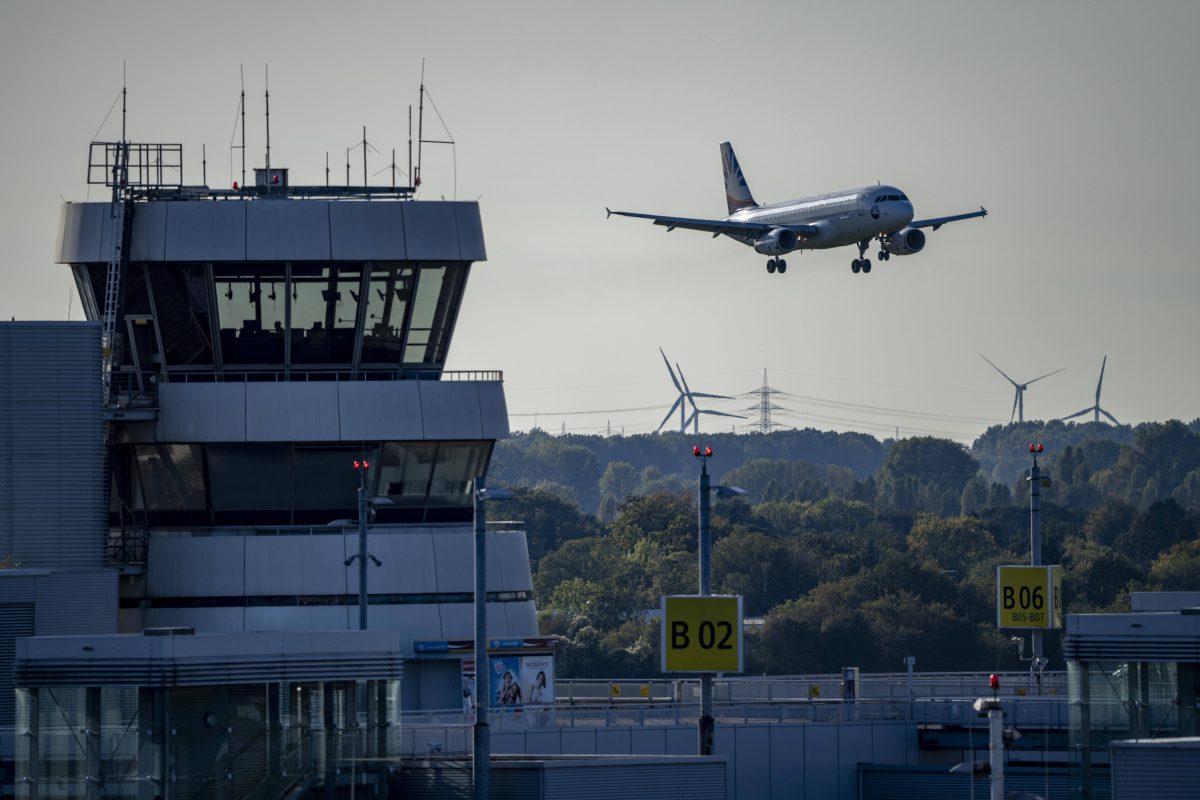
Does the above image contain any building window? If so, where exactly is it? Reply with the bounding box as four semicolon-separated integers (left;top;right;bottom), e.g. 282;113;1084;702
212;265;287;366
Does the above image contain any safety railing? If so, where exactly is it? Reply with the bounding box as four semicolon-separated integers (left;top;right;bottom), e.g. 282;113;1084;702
557;671;1068;704
162;368;502;383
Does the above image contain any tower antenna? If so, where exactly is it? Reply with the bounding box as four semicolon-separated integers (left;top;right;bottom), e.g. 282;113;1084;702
325;151;330;187
416;60;425;190
264;64;271;175
362;126;368;194
408;105;413;193
240;66;246;188
202;144;207;186
121;61;127;142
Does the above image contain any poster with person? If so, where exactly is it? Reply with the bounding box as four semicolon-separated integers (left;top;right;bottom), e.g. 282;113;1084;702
490;656;523;707
521;655;554;706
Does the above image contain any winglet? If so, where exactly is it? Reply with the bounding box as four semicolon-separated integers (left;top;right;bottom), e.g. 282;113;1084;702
980;206;988;217
605;207;612;219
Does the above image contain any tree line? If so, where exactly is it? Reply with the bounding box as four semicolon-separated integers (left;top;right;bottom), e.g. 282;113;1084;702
489;419;1200;678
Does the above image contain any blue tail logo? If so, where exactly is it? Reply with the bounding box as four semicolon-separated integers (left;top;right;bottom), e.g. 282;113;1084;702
720;141;757;215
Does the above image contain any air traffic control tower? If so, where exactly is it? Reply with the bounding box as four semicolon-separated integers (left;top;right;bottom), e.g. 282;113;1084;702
51;142;536;708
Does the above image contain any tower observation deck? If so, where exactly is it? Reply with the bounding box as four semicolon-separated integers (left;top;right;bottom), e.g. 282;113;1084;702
47;141;536;710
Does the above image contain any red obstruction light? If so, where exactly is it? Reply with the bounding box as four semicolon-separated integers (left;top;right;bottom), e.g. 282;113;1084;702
1028;443;1035;453
693;446;701;457
989;674;999;690
233;181;239;189
1036;444;1044;453
705;446;713;458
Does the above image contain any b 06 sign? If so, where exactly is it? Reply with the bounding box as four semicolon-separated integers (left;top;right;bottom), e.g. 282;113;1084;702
660;595;744;673
996;565;1062;630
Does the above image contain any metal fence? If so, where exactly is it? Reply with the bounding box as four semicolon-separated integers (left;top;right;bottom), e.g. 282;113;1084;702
557;671;1067;704
396;692;1071;757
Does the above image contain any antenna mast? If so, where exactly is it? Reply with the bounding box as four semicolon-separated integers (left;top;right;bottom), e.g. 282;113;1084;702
240;67;246;187
121;62;127;142
202;144;207;185
264;65;271;174
416;61;425;189
325;151;330;187
362;125;368;192
408;105;413;193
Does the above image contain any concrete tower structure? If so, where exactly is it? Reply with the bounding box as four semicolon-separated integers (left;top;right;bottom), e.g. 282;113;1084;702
43;145;537;710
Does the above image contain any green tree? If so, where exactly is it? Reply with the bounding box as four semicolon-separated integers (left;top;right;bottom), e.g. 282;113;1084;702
1114;499;1198;568
713;531;818;616
876;437;982;513
1148;540;1200;590
1083;498;1137;548
494;487;603;565
599;462;639;502
1062;542;1144;612
907;514;1001;578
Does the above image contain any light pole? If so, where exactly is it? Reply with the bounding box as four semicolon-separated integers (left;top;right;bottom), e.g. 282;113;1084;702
472;478;512;800
343;458;383;631
1027;443;1048;690
693;446;745;757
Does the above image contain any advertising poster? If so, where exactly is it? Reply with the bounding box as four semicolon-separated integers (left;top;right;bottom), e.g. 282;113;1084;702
521;655;554;706
460;658;475;712
489;655;523;707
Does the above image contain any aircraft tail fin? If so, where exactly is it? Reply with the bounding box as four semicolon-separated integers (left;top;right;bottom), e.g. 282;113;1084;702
720;141;758;214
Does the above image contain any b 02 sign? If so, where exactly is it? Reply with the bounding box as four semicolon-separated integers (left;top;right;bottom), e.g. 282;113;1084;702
996;565;1062;629
660;595;744;673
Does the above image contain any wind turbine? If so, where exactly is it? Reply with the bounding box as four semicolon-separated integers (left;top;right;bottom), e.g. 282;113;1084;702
677;364;745;434
655;348;742;433
979;354;1065;424
1060;356;1119;424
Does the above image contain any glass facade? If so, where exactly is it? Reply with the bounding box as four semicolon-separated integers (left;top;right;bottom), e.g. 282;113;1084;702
80;261;469;377
15;681;401;799
1068;659;1199;800
113;440;492;526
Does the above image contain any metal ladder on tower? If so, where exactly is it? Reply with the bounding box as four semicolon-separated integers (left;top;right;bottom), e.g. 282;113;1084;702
101;141;131;406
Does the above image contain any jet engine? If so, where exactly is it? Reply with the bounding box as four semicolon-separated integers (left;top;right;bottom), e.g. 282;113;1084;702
752;228;798;255
883;227;926;256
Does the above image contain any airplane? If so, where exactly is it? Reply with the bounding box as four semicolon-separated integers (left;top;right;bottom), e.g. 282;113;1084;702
606;141;987;276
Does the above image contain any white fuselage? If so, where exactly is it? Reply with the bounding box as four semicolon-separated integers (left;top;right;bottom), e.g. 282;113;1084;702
726;185;915;250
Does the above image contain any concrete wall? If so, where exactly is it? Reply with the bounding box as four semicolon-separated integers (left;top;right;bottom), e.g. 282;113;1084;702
58;200;487;264
139;527;536;651
490;719;917;800
117;379;508;443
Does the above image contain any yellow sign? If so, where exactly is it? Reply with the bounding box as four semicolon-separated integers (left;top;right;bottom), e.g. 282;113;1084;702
660;595;743;673
996;565;1062;629
639;684;650;698
610;684;621;697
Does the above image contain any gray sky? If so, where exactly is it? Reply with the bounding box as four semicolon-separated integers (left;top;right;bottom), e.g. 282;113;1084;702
2;0;1197;442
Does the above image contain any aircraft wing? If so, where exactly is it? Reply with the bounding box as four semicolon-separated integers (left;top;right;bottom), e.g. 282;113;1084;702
910;207;988;231
606;208;820;239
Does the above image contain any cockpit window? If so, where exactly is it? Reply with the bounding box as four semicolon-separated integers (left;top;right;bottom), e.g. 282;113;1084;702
899;193;908;201
874;194;885;203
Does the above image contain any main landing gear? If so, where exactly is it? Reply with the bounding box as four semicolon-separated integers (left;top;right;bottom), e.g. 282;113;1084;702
850;239;871;274
766;258;787;275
